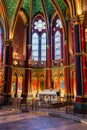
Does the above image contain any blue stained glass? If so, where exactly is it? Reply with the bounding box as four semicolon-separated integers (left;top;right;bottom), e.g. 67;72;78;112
32;18;46;62
32;33;39;61
54;31;61;60
41;33;46;61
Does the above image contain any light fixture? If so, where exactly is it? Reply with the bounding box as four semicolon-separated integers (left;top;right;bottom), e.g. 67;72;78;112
28;56;35;66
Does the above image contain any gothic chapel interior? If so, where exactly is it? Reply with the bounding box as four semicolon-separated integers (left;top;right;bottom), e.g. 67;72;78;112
0;0;87;113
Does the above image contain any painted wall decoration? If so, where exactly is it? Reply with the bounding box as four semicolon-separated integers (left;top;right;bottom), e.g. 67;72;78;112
40;81;44;91
60;79;64;88
12;82;16;92
60;79;65;97
17;76;23;97
0;71;3;86
32;79;37;91
12;75;16;97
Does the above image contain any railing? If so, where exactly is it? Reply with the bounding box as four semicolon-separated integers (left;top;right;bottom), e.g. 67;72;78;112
12;97;39;112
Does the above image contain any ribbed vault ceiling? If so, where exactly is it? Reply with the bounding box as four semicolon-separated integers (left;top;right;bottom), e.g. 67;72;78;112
5;0;66;27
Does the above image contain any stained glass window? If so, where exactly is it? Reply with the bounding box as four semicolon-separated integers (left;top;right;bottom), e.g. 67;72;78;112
41;33;46;61
32;33;39;61
34;20;46;32
53;18;63;60
56;19;62;28
54;31;61;60
32;16;46;61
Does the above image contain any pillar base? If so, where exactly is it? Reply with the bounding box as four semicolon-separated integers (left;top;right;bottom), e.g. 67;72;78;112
3;94;12;105
21;93;27;98
21;93;33;99
64;93;74;102
74;97;87;114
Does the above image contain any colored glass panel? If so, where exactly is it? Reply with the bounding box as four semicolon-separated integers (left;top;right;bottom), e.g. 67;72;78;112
41;33;46;61
32;33;39;61
54;31;61;60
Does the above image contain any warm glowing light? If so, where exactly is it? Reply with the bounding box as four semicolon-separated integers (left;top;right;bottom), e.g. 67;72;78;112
19;11;28;24
0;5;2;13
13;52;17;59
85;28;87;42
77;9;82;15
77;0;82;15
28;56;35;65
9;30;13;39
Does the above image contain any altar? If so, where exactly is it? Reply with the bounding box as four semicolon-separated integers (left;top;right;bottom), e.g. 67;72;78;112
38;89;60;103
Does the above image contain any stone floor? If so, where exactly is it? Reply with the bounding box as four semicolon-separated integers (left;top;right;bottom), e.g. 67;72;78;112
0;106;87;130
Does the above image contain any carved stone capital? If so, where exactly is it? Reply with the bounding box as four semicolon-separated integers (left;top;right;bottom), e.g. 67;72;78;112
5;39;14;46
70;16;79;25
79;15;84;24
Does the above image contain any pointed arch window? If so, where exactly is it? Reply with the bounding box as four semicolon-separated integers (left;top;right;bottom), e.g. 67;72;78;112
34;20;46;32
52;17;63;60
32;16;46;61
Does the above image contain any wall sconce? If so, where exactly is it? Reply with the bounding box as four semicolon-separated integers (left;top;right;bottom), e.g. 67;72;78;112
13;52;18;59
13;52;19;66
28;56;35;66
13;59;18;66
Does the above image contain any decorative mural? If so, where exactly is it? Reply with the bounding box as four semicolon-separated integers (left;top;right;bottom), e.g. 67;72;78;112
12;75;16;97
52;70;65;98
31;70;46;97
12;70;24;98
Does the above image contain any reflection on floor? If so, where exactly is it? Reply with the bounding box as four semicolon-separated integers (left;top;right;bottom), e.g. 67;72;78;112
0;106;87;130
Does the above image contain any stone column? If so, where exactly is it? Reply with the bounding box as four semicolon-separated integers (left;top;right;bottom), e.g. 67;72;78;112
22;25;31;98
64;40;69;100
72;16;87;113
46;45;51;89
4;39;13;103
74;20;83;98
79;15;87;95
27;44;31;95
70;26;75;98
66;18;71;101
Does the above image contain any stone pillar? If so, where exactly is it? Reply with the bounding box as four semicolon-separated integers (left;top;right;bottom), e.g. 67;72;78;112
64;40;69;100
23;25;31;98
4;39;13;103
46;45;51;89
79;15;87;95
71;26;75;98
74;21;83;98
22;25;31;97
73;16;87;113
15;76;18;97
27;44;31;95
66;18;71;101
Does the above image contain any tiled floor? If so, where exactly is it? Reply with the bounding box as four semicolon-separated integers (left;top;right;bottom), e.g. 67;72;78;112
0;108;87;130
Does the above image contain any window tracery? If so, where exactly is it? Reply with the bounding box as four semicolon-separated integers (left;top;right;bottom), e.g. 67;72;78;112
32;16;46;62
